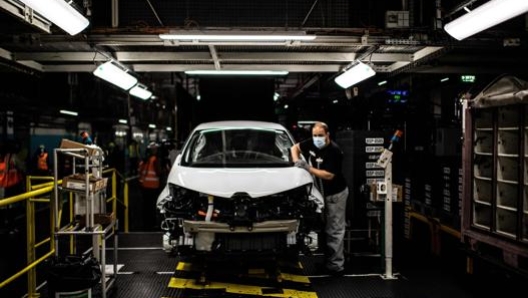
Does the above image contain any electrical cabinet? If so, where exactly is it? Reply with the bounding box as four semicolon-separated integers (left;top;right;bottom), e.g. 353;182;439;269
52;142;118;298
463;75;528;273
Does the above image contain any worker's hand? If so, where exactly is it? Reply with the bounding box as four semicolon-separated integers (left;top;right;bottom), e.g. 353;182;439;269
294;160;310;172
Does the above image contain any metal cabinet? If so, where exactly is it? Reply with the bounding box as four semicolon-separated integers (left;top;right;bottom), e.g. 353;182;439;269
463;75;528;273
52;144;118;298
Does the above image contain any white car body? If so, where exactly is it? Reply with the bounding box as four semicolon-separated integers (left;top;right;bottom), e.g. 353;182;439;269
157;120;323;256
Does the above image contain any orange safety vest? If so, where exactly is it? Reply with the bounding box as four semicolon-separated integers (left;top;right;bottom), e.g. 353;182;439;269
0;154;22;188
139;156;160;189
0;157;5;187
38;152;49;171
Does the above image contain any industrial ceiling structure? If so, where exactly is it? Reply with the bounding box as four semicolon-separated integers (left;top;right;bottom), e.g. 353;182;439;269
0;0;527;114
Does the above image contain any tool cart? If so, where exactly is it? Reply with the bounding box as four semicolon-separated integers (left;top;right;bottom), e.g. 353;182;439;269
50;140;118;298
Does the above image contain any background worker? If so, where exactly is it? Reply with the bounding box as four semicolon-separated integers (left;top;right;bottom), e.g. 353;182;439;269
80;131;93;145
290;121;349;276
0;141;24;199
32;144;51;176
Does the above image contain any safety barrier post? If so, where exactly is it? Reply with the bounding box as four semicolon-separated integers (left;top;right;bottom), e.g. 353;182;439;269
124;180;129;232
0;186;53;294
26;177;37;297
112;169;117;221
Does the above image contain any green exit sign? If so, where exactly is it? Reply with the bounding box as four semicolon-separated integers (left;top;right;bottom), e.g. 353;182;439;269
461;75;476;83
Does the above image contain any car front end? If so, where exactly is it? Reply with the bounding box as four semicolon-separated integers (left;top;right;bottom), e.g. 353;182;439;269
156;121;323;258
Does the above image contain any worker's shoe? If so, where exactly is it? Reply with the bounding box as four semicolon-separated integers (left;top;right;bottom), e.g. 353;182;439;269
316;263;345;277
327;268;345;277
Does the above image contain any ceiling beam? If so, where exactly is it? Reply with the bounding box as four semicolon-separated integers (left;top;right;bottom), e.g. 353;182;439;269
78;34;388;47
41;63;346;73
0;0;51;33
387;46;444;73
411;46;444;61
0;47;43;71
13;51;411;63
133;64;344;73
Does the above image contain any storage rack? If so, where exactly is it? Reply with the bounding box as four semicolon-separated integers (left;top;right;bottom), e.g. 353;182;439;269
52;146;118;298
470;106;526;238
463;75;528;274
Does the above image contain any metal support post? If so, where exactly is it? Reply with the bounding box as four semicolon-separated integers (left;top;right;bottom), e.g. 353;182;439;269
381;161;396;279
375;134;400;280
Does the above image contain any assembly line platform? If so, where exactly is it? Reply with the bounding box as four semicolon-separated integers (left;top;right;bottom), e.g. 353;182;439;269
33;232;523;298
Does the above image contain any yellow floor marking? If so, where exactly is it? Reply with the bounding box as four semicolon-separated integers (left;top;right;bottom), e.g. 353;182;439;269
279;272;310;283
175;262;310;283
176;262;193;271
168;277;318;298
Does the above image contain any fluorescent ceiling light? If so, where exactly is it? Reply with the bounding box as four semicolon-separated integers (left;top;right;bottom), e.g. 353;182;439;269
297;120;317;125
441;77;450;82
334;61;376;89
19;0;89;35
60;109;78;116
185;70;288;76
129;84;152;100
378;80;387;86
93;61;138;91
444;0;528;40
159;31;316;41
166;127;172;131
118;119;128;124
149;124;156;129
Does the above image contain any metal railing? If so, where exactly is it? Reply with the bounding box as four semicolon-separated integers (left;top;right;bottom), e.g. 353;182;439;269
0;168;132;297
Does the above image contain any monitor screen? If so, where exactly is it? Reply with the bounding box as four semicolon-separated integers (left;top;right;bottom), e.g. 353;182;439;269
387;89;409;104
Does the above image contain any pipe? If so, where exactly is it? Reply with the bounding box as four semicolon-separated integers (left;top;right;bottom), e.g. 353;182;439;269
145;0;164;26
111;0;118;28
205;195;214;222
301;0;319;27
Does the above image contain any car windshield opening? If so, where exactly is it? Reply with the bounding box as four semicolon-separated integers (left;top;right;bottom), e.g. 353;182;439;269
182;128;293;167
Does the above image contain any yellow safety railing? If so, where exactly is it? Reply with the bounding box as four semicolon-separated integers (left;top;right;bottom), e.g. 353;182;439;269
408;210;461;256
104;169;137;233
0;176;55;298
0;168;131;297
121;174;140;232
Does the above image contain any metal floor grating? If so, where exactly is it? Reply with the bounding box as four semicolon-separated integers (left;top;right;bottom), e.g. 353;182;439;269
34;232;525;298
161;257;316;298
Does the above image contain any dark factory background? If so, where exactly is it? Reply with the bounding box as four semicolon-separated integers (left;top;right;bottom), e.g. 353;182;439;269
1;0;528;297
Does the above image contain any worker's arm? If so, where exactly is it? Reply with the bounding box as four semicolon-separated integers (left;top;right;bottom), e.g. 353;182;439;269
291;143;335;180
290;143;302;162
310;167;335;181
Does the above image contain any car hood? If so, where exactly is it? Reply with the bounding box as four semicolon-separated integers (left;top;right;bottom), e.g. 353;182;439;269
166;166;316;198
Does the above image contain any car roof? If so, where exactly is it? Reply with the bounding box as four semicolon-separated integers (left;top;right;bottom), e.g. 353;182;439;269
193;120;288;131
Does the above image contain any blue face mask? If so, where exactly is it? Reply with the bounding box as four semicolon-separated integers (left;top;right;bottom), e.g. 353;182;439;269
313;136;326;149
